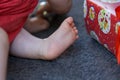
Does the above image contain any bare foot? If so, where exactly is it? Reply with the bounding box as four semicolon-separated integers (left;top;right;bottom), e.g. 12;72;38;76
24;17;49;33
10;17;78;60
40;17;79;60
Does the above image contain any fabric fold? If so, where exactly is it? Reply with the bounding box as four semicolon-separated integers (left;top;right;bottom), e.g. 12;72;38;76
115;6;120;19
0;0;38;43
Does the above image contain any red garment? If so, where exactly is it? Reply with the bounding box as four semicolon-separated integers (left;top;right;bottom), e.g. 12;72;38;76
0;0;38;43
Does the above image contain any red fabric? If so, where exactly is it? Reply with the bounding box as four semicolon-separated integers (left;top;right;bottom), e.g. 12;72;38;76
0;0;38;43
116;27;120;64
116;6;120;20
115;6;120;64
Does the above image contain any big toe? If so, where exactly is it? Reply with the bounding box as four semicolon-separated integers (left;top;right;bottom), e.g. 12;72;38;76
64;17;74;25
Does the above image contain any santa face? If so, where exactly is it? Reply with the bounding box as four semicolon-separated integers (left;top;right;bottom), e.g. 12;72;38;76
98;9;111;34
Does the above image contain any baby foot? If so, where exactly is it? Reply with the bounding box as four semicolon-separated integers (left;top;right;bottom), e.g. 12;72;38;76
24;17;49;33
41;17;79;60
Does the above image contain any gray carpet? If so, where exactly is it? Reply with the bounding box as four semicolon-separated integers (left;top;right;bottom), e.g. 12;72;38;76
7;0;120;80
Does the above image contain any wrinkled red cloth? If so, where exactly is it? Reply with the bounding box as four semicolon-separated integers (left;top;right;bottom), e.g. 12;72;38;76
0;0;38;43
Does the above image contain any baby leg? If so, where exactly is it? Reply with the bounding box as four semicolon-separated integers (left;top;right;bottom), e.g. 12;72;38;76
0;28;9;80
10;17;78;60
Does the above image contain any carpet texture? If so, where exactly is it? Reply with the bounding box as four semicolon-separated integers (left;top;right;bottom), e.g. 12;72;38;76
7;0;120;80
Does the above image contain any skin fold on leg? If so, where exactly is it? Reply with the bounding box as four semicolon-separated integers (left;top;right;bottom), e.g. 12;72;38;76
10;17;78;60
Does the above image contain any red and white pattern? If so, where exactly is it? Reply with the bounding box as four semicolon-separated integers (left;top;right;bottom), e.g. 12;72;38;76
84;0;120;56
98;9;111;34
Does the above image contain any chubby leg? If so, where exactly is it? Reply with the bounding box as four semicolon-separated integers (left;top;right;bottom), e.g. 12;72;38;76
0;28;9;80
10;17;78;60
